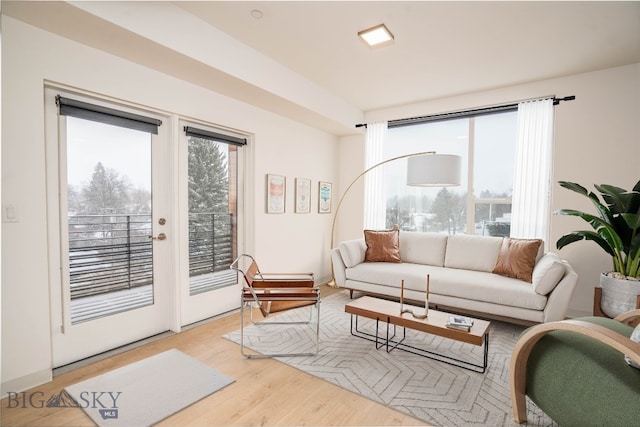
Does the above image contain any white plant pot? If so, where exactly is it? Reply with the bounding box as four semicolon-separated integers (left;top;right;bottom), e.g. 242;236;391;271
599;273;640;318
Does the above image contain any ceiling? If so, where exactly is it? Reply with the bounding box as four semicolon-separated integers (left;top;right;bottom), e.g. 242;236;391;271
3;1;640;134
174;1;640;111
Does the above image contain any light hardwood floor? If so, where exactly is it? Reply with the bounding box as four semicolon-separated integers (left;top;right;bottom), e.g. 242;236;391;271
2;286;426;426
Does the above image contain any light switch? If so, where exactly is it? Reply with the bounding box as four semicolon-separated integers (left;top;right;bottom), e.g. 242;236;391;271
3;204;19;223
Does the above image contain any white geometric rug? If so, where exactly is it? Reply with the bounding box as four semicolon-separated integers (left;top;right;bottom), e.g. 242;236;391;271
225;291;556;427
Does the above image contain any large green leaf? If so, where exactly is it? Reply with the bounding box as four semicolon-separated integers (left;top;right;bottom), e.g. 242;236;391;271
626;188;640;215
559;182;613;224
558;181;596;201
621;213;640;230
556;231;615;256
555;209;624;251
596;184;628;215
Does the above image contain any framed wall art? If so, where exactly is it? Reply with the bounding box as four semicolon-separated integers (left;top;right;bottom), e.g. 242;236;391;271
318;181;332;213
266;174;286;213
295;178;311;213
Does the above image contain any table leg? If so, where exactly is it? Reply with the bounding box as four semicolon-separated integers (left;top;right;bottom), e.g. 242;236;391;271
349;314;489;373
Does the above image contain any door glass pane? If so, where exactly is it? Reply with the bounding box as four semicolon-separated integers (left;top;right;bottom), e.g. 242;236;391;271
385;119;468;233
66;116;153;324
188;136;237;295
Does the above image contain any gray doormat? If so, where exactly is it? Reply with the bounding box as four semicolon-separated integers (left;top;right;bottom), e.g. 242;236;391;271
65;349;234;426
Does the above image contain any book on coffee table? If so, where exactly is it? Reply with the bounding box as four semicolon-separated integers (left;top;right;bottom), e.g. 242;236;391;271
446;315;474;331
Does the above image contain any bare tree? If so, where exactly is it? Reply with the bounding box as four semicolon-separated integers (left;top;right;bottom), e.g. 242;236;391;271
80;162;132;214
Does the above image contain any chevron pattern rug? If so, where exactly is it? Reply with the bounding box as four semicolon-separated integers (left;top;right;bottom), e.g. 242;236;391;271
224;291;555;427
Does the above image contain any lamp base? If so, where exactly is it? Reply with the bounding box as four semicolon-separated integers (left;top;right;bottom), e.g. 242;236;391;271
326;279;339;289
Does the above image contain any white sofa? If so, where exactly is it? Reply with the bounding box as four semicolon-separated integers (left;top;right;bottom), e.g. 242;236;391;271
331;232;578;324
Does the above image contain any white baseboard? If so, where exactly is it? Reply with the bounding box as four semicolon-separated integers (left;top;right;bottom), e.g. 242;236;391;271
1;369;52;398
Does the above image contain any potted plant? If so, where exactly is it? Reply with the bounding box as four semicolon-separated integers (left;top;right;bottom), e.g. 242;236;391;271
554;180;640;317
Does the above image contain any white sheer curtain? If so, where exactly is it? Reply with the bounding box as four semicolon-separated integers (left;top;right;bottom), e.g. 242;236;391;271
364;121;387;229
511;98;554;241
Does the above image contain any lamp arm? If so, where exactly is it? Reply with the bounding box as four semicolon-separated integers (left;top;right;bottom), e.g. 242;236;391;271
329;151;436;250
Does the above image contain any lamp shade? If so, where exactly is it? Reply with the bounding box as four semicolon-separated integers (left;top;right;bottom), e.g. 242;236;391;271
406;154;461;187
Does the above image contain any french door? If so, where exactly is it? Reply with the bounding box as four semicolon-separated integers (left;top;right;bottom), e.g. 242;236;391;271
178;123;246;326
46;89;172;367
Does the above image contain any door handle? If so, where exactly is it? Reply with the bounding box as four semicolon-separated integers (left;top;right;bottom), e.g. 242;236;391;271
150;233;167;241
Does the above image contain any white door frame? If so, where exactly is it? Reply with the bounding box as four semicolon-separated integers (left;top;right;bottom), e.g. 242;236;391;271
177;120;251;327
45;87;176;367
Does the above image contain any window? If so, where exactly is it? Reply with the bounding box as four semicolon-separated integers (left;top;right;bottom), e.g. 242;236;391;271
472;113;517;236
56;95;162;323
185;126;245;295
383;110;518;235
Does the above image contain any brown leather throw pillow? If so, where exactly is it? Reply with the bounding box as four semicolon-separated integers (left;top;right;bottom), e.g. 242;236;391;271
364;229;401;263
492;237;542;282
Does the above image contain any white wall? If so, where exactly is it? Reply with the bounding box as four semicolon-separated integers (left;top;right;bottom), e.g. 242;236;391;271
344;63;640;318
335;134;366;244
1;16;337;393
253;124;337;274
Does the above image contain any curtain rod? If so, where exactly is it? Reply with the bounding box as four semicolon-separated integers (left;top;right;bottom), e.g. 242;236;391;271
355;95;575;129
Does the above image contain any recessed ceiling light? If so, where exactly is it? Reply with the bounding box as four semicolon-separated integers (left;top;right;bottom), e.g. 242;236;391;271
358;24;394;47
250;9;264;19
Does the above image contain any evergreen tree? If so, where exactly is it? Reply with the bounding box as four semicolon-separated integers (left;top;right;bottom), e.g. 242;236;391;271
431;188;466;234
187;137;230;276
188;137;228;213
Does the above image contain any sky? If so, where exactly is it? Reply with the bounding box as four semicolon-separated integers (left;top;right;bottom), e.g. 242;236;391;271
383;111;517;199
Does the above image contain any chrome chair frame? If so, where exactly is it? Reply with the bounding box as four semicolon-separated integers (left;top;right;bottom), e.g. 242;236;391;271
231;254;321;358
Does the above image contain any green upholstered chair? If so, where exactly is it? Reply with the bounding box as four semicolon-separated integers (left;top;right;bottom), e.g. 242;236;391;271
510;309;640;426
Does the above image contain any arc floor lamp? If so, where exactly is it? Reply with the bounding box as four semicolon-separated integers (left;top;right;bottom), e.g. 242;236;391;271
328;152;461;286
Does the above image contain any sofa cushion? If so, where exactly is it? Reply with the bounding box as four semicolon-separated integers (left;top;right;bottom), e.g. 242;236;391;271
532;252;565;295
444;234;503;272
338;239;366;268
345;262;547;310
364;229;401;263
493;238;542;282
399;231;448;266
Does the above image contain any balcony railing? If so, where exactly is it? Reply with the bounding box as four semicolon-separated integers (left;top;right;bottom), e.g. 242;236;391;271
188;212;234;277
68;213;234;300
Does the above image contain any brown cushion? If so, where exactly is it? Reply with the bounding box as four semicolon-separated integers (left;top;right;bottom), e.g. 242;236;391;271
364;229;401;263
492;237;542;282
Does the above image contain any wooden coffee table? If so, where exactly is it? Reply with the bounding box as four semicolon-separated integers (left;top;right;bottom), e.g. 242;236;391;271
345;296;491;373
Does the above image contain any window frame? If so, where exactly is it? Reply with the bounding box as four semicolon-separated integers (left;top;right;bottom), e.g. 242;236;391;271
382;110;518;235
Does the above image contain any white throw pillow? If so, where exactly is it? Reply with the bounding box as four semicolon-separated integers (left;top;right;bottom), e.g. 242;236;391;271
339;239;367;268
531;253;565;295
625;323;640;369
